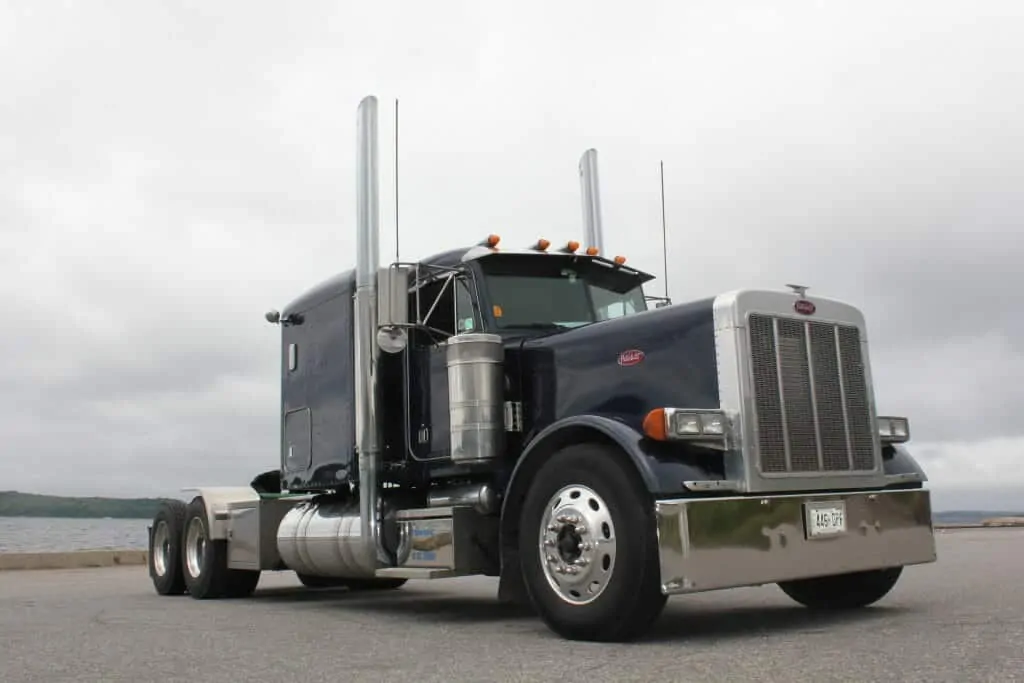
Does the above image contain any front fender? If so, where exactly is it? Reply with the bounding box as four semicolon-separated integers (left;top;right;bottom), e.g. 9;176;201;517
509;415;727;499
882;443;929;485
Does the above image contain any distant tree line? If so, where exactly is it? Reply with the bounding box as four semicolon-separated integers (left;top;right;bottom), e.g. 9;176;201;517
0;491;179;519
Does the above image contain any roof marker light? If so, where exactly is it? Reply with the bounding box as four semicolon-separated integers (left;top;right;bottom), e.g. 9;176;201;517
533;238;550;251
565;240;580;253
613;255;626;265
585;247;599;256
480;234;500;248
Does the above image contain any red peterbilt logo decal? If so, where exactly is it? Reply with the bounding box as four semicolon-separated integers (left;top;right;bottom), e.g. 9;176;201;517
618;349;645;366
794;299;816;315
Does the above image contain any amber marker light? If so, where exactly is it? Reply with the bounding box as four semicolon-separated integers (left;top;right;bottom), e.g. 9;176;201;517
534;238;550;251
485;234;501;247
585;246;599;256
613;255;626;265
643;408;668;441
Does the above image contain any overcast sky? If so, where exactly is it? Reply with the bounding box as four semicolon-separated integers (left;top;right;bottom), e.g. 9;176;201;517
2;1;1022;510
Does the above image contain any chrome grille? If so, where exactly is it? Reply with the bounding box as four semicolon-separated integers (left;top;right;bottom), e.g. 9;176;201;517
748;313;876;475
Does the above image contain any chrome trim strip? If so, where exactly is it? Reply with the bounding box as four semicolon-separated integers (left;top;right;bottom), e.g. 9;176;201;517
804;321;825;470
682;480;739;492
834;325;855;470
770;317;793;471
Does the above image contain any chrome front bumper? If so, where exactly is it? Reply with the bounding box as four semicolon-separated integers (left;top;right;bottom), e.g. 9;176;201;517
654;488;937;595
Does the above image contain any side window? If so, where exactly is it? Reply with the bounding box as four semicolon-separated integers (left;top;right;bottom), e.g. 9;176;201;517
409;275;458;343
454;277;478;333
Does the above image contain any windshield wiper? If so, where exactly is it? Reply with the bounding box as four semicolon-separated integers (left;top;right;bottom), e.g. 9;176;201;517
507;322;567;329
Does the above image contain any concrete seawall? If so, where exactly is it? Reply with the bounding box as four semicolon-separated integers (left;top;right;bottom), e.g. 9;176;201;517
0;549;148;571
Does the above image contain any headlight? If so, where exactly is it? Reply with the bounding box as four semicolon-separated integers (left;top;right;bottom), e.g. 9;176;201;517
878;416;910;443
643;408;728;441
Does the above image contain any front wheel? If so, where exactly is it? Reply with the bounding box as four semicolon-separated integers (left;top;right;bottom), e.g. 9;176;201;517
518;442;667;642
778;567;903;610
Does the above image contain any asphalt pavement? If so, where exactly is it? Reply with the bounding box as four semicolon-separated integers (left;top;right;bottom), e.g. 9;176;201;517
1;527;1021;683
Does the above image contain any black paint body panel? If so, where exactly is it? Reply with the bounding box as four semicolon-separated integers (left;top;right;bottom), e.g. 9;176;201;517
519;297;720;437
279;270;358;492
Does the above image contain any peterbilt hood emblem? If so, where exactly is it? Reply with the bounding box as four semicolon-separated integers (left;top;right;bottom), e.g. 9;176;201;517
618;349;645;366
794;299;816;315
786;284;815;315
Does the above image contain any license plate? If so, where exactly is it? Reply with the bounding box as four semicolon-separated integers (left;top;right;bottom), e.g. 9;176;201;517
805;501;847;538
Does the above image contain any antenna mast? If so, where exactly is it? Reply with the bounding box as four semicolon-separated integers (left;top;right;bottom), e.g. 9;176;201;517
659;160;669;300
394;98;400;262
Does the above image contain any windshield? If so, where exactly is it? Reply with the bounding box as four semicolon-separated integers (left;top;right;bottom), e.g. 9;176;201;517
482;260;648;330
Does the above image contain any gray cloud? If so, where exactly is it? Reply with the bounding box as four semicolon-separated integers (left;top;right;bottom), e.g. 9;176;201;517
3;0;1023;507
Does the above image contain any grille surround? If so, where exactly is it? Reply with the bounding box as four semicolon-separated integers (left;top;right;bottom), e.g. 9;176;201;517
747;313;878;477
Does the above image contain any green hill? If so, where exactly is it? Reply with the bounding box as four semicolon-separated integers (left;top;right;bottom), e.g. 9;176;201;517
0;491;178;519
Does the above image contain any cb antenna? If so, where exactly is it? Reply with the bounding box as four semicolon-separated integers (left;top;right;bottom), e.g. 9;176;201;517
394;98;400;262
659;160;669;300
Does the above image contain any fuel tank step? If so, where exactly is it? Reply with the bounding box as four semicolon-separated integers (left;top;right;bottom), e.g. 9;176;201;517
391;505;497;576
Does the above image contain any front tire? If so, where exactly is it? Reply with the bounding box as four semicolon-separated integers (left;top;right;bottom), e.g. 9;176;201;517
149;500;187;595
778;567;903;610
518;442;667;642
181;496;261;599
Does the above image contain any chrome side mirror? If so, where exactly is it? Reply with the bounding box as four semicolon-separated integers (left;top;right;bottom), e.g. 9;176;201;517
377;265;411;353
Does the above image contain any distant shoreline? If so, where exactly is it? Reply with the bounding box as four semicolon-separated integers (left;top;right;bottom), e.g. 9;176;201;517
0;491;176;520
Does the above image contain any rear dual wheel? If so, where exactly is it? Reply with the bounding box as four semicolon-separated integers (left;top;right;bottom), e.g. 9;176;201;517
180;496;261;599
519;443;667;642
149;499;187;595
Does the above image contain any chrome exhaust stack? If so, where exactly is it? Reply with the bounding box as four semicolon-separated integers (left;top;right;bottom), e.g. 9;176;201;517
578;148;605;253
353;94;389;573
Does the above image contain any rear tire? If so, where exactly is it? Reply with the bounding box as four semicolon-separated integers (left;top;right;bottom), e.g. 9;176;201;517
149;500;187;596
778;567;903;610
181;496;261;599
518;442;667;642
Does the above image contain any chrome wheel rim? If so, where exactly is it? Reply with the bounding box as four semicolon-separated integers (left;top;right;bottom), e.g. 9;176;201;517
538;484;617;605
184;517;206;579
152;520;170;577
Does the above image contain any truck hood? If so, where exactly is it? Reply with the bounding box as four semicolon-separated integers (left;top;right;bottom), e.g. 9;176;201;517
513;297;721;437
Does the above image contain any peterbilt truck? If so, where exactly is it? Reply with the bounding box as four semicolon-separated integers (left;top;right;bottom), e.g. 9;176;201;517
146;94;937;642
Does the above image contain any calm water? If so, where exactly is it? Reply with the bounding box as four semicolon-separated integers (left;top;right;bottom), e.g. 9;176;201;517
0;517;150;553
